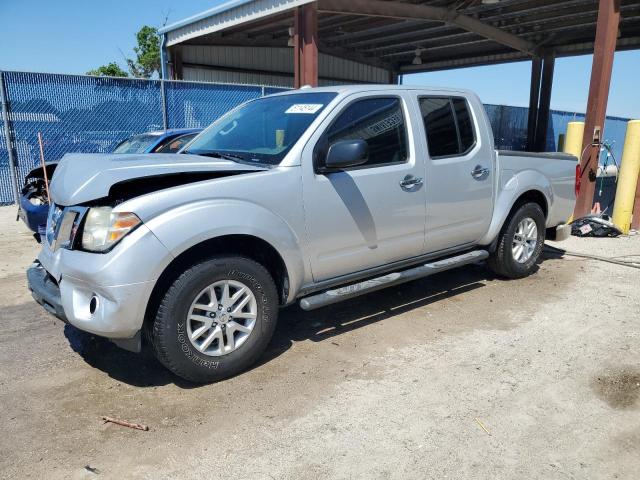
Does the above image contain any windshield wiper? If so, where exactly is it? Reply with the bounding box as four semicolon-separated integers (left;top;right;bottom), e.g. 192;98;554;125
188;150;246;162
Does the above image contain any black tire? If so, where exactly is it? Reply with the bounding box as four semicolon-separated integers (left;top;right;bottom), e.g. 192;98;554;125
150;256;278;383
487;202;546;279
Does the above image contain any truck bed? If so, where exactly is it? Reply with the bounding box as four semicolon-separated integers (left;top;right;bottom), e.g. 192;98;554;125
497;150;578;161
495;149;577;232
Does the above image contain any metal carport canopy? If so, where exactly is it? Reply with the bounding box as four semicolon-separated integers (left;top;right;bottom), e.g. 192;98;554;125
159;0;640;74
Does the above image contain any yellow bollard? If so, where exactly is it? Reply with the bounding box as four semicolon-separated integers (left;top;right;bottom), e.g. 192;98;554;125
563;121;585;158
612;120;640;234
564;121;584;222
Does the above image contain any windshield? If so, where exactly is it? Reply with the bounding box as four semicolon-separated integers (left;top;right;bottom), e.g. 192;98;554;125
184;92;337;165
155;133;199;153
113;134;159;154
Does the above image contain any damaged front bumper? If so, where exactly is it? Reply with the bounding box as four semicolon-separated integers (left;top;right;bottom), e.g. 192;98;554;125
27;260;149;352
28;223;174;353
28;261;67;322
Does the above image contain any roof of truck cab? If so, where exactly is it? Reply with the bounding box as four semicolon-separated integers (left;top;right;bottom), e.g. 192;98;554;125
269;84;478;97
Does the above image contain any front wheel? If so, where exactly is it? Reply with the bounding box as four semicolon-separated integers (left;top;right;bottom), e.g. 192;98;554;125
150;256;279;383
487;202;546;279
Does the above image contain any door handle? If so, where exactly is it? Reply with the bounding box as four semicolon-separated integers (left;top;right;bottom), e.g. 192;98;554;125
399;175;423;189
471;165;490;180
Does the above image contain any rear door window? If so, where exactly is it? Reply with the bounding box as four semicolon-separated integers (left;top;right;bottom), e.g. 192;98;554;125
419;96;476;158
453;98;476;152
419;98;458;157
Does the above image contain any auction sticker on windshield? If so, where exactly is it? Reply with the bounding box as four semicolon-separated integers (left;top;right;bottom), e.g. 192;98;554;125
285;104;324;114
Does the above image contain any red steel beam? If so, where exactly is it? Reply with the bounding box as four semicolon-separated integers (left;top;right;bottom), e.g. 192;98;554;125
294;8;302;88
317;0;535;54
303;3;319;87
293;3;319;88
574;0;621;218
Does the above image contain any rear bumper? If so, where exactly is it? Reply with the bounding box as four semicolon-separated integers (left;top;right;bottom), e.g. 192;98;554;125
553;224;572;242
546;223;571;242
27;261;67;322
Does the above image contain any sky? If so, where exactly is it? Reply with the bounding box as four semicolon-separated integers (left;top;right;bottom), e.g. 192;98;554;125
1;0;638;119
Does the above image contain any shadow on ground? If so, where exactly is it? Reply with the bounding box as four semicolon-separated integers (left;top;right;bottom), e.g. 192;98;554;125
65;263;496;388
63;325;197;388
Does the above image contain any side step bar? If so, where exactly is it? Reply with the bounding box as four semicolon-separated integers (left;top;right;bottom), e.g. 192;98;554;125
299;250;489;311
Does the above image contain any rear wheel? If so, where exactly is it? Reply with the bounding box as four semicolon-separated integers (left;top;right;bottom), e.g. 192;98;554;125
150;256;278;383
488;202;545;279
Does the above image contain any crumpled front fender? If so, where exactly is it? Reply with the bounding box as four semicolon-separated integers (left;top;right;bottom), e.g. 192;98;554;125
144;199;306;303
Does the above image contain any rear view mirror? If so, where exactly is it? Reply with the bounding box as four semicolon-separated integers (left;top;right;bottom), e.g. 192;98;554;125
324;139;368;170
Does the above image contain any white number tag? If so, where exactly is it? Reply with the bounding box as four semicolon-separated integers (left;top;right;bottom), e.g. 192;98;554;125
285;104;324;114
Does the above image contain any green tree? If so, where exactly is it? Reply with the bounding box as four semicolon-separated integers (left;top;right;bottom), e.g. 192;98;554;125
86;62;129;77
126;26;161;78
87;26;161;79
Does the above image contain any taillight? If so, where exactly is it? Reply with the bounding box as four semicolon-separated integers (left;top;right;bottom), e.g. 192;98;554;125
575;164;581;197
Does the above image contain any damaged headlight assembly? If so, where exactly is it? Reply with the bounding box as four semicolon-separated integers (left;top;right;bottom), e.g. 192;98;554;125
81;207;141;253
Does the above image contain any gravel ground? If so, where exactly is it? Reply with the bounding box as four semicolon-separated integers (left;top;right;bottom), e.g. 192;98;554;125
0;205;638;480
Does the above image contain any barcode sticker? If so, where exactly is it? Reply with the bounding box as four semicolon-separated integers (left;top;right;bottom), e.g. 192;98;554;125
579;224;593;234
285;104;324;114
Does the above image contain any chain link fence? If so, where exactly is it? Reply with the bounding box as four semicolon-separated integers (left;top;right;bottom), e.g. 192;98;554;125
0;70;631;205
0;71;287;205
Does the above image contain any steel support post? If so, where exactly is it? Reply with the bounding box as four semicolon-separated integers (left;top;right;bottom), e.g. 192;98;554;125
294;3;318;88
574;0;621;218
535;52;555;152
526;56;542;151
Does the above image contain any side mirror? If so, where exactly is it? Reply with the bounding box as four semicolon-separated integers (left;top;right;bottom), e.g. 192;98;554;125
324;139;368;170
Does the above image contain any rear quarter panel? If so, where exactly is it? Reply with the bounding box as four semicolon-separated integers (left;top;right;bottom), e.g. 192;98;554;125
479;152;576;245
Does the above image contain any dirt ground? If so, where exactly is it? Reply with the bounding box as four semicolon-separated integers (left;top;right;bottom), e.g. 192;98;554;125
0;205;639;480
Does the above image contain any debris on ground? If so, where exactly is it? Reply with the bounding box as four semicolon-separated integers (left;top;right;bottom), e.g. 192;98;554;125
102;416;149;431
474;417;491;435
571;214;622;238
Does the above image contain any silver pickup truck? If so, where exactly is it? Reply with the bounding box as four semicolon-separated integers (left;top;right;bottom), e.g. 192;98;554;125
27;85;577;382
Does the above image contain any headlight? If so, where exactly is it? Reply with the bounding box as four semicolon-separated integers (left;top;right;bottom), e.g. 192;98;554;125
81;207;141;252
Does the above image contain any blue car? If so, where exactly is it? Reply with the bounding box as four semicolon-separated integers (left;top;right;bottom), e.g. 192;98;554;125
112;128;201;155
19;128;202;240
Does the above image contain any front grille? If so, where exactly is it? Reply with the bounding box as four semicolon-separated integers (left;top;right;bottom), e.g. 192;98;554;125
45;204;63;248
46;204;87;251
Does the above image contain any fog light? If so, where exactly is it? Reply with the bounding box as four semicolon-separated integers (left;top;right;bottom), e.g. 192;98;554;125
89;295;99;315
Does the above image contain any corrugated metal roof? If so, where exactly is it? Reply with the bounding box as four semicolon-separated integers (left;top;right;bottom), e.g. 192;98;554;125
179;45;390;86
159;0;257;34
161;0;315;46
162;0;640;72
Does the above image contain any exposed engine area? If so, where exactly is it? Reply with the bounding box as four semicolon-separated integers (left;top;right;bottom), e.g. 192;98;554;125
21;163;58;207
22;175;49;207
18;163;58;241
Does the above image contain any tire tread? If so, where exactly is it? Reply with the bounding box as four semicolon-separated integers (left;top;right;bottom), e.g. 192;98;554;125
488;202;545;279
150;255;277;383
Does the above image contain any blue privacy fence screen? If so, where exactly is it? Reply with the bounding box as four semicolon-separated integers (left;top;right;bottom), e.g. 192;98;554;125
0;70;631;205
484;103;629;163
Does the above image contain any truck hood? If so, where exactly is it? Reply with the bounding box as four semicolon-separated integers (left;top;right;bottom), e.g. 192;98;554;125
50;153;267;206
